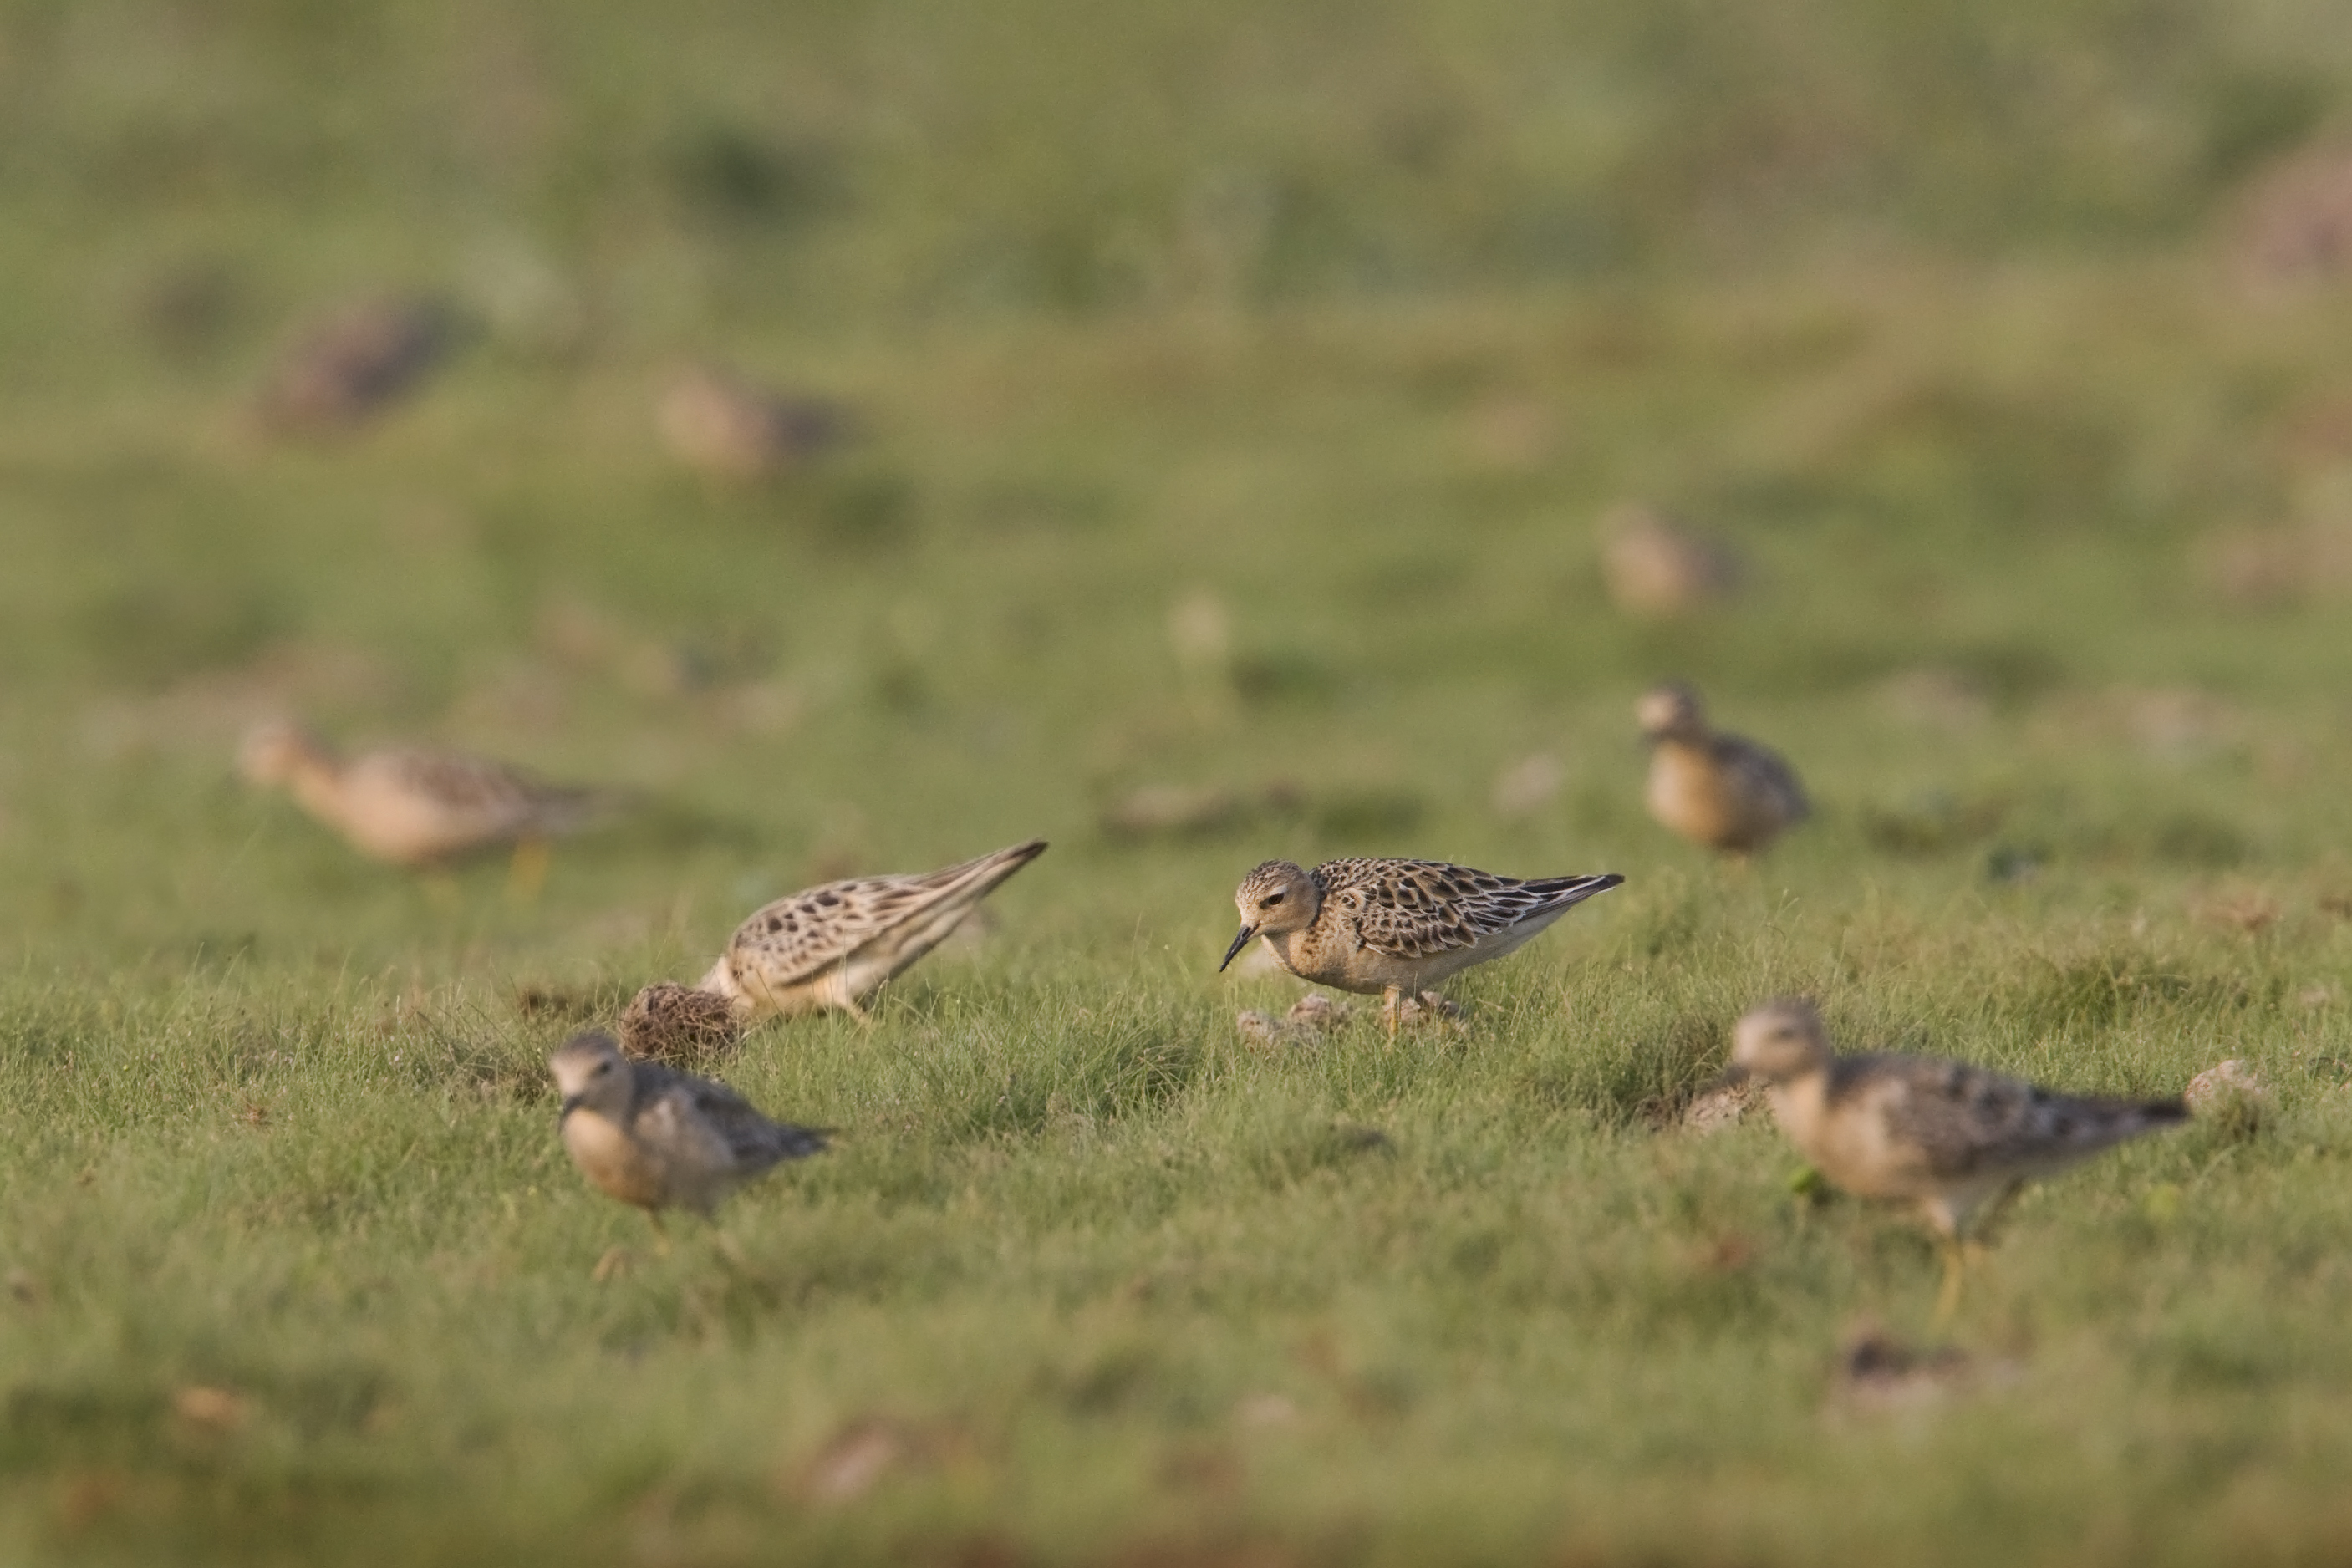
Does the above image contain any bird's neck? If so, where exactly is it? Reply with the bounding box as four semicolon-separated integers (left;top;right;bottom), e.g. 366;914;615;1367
1266;923;1316;967
1764;1069;1830;1147
283;750;349;820
695;956;746;1007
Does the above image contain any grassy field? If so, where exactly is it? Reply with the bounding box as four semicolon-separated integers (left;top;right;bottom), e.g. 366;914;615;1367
6;2;2352;1563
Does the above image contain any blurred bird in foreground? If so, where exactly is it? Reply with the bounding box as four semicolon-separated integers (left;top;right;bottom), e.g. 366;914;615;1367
1637;682;1810;858
1221;858;1622;1035
659;363;853;478
549;1031;826;1255
238;720;624;894
1722;998;2187;1322
1598;502;1742;619
696;840;1048;1024
254;295;455;435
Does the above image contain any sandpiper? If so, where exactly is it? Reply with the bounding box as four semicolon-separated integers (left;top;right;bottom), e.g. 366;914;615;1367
1723;998;2187;1321
549;1032;827;1239
238;720;622;888
1219;858;1622;1032
255;295;454;435
697;840;1047;1023
659;363;851;478
1637;683;1810;858
1598;502;1742;618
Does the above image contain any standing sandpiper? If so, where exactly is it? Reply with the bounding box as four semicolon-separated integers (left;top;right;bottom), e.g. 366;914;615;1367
239;719;623;893
549;1031;827;1242
1220;857;1622;1033
1636;683;1810;858
1723;998;2187;1321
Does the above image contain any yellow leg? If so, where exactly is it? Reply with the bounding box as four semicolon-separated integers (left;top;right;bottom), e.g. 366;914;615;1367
1931;1235;1968;1331
506;837;551;904
592;1245;634;1282
646;1209;672;1257
1383;988;1402;1039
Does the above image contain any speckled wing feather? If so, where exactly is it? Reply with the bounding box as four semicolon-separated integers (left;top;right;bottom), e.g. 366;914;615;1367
1713;734;1810;824
372;748;612;836
1833;1054;2186;1179
720;840;1047;987
1314;858;1620;960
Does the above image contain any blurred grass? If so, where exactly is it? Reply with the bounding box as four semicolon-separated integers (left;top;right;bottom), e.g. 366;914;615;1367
6;0;2352;1563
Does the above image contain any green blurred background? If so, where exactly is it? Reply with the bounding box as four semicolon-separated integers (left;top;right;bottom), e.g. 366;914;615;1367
4;0;2350;971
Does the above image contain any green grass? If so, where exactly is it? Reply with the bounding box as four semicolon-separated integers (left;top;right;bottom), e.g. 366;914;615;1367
8;1;2352;1562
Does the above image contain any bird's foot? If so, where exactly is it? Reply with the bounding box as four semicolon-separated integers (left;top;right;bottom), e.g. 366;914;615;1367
1397;990;1460;1023
1391;991;1465;1035
1931;1237;1968;1331
591;1246;634;1282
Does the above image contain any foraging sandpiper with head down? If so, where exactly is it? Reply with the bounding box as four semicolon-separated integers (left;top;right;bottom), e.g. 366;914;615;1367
1219;858;1622;1032
659;364;852;478
1723;998;2187;1320
549;1031;827;1238
1636;683;1810;858
238;720;624;888
1597;502;1743;619
696;840;1048;1024
253;294;455;435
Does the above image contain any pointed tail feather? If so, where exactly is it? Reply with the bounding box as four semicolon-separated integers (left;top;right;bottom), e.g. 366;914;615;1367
741;1119;831;1175
928;837;1049;896
534;783;641;837
875;840;1049;970
772;1123;830;1159
2054;1094;2189;1159
1523;872;1625;913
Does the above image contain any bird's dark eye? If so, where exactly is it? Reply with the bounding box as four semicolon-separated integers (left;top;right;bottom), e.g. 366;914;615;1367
1262;892;1285;907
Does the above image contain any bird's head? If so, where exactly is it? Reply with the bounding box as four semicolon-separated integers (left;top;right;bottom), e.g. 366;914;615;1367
1221;860;1318;970
237;719;331;788
549;1031;634;1120
1635;682;1705;742
1724;998;1834;1087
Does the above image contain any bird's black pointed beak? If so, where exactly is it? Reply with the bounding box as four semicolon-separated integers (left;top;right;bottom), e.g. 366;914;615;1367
557;1092;583;1121
1219;924;1257;972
